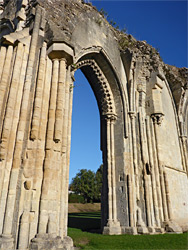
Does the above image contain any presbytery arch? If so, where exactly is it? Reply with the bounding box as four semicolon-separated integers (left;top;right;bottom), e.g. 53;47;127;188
0;1;187;249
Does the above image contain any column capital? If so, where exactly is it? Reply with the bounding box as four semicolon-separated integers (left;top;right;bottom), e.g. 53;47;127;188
180;135;187;142
59;57;67;63
151;113;164;125
128;111;136;120
52;58;59;62
102;113;117;123
47;42;74;66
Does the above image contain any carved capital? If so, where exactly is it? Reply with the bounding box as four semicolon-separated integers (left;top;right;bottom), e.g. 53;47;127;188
59;57;67;63
151;113;164;125
103;113;117;123
128;111;136;120
180;135;187;142
52;58;59;62
47;42;74;65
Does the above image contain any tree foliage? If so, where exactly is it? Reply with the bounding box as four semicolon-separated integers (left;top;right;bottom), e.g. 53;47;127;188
70;165;103;203
95;164;103;201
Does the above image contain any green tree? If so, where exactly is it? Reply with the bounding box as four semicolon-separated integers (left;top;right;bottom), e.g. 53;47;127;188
70;169;96;203
95;164;103;202
70;166;103;203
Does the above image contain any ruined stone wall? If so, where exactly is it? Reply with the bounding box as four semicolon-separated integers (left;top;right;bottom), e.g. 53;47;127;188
0;0;187;249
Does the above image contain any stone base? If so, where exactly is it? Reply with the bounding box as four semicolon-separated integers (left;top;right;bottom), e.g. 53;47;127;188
155;227;165;234
121;227;137;235
148;227;156;234
0;234;14;250
29;234;74;250
103;220;121;235
164;221;183;234
137;226;149;234
118;226;166;235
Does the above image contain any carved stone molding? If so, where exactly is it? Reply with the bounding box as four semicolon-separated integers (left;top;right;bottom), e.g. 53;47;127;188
128;111;136;120
72;59;116;116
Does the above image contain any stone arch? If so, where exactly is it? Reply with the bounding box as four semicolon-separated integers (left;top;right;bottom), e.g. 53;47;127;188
71;52;127;233
73;58;116;116
73;49;129;139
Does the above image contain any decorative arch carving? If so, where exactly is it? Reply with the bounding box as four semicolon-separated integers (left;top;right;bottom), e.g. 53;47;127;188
72;59;116;117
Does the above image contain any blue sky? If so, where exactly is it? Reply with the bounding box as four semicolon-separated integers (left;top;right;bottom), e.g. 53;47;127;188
69;0;187;183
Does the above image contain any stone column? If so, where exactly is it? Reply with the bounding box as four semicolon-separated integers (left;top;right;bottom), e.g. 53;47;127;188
0;43;30;250
129;112;138;228
54;59;67;143
0;43;24;160
46;58;59;149
138;109;152;232
0;46;14;134
11;6;42;173
103;114;121;235
63;68;74;237
129;112;139;199
163;171;172;220
127;174;134;227
17;181;32;250
180;136;188;174
31;42;74;250
38;57;52;141
38;58;59;235
146;117;160;228
151;114;168;223
60;65;70;238
126;112;137;233
107;117;113;223
58;60;68;238
29;57;52;241
111;116;118;223
0;43;24;237
2;11;43;246
0;46;7;82
54;59;67;238
143;167;152;228
18;212;30;250
150;118;164;224
30;42;47;140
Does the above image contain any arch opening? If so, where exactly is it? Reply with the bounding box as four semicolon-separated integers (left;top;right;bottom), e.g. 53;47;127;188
69;55;125;234
68;69;103;233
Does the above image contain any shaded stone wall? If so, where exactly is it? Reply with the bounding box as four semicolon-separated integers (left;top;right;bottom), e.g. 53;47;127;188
0;0;187;249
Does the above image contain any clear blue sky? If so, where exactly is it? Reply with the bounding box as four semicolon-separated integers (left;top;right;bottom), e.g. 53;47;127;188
69;0;187;183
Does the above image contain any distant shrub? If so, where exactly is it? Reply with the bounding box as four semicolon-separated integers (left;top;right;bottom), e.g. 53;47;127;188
69;193;85;203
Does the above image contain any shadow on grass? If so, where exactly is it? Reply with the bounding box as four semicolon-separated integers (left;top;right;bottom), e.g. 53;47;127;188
68;212;101;233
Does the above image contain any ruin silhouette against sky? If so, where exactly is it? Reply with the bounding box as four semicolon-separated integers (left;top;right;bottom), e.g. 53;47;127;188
69;0;187;183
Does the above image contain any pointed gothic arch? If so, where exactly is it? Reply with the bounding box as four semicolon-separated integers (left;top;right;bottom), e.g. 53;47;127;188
71;54;127;232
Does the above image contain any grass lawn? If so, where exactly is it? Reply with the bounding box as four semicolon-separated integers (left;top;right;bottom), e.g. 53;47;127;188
68;212;188;250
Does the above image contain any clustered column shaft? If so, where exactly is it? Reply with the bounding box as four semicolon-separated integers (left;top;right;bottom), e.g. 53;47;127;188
38;57;72;239
105;114;121;234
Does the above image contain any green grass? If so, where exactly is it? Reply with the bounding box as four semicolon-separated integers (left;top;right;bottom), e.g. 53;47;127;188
68;212;188;250
68;212;101;231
